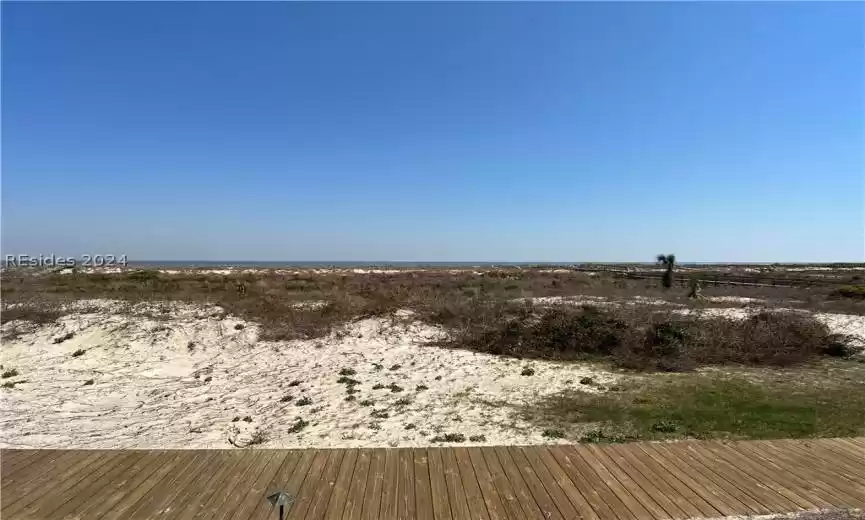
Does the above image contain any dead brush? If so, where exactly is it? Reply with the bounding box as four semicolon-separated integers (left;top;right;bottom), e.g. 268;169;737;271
439;304;856;372
1;302;64;326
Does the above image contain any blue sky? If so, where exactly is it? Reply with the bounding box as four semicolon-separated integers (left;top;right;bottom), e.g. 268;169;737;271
2;2;863;262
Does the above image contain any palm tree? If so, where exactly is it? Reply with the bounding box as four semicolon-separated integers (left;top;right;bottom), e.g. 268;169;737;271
657;254;676;289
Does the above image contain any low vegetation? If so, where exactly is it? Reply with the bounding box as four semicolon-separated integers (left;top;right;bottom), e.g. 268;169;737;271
430;432;466;443
832;285;865;300
0;306;63;326
442;304;855;372
3;266;863;346
287;417;309;433
522;374;865;441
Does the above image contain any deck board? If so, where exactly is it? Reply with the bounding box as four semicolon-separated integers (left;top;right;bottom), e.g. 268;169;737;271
587;443;670;520
411;448;434;520
397;448;416;520
323;448;359;520
306;449;346;520
744;441;865;508
734;441;860;509
492;446;546;520
427;448;453;520
379;448;401;520
289;450;332;520
506;446;563;520
360;448;387;520
561;444;634;520
465;447;509;520
520;445;579;520
657;442;767;515
441;447;471;520
341;448;371;520
700;441;820;511
2;438;863;520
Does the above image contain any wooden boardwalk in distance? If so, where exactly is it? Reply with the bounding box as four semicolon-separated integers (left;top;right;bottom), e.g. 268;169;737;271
1;438;864;520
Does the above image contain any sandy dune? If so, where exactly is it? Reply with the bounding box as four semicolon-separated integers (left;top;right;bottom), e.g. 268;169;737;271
0;301;616;449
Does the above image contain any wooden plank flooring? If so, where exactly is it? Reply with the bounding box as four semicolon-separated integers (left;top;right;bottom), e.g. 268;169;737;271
1;438;863;520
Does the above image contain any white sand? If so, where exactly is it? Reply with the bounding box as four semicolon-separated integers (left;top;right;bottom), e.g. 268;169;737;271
0;302;617;450
704;296;767;305
524;295;684;307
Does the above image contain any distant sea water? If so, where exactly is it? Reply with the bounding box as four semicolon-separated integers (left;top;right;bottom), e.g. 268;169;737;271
126;261;820;269
129;261;577;268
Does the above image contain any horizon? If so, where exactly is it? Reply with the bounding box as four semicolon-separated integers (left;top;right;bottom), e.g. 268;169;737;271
2;2;863;263
3;255;862;268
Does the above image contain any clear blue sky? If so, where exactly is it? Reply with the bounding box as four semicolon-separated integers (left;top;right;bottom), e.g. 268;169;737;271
2;2;863;262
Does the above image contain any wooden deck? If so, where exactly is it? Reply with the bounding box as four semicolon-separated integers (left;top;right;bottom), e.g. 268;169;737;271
2;438;863;519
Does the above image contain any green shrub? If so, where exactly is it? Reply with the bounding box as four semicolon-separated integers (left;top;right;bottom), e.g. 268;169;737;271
542;428;565;439
431;433;466;443
832;285;865;300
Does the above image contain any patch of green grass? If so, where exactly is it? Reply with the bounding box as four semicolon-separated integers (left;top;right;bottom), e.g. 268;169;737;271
523;375;865;441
